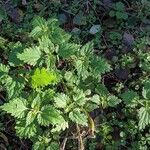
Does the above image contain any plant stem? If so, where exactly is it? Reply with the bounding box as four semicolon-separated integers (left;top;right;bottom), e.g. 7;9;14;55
76;124;84;150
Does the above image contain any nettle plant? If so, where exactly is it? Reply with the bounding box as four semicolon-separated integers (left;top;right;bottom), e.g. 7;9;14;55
0;17;115;149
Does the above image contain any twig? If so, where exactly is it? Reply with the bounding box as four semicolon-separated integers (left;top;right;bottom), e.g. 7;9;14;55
0;93;5;101
61;9;76;16
5;0;11;4
87;1;102;25
60;138;68;150
76;124;84;150
102;34;109;48
85;1;90;14
59;135;95;140
123;0;131;9
60;131;68;150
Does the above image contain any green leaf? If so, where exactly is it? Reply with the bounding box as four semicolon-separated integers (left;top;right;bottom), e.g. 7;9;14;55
73;11;86;25
0;36;7;50
107;95;121;107
95;84;109;97
0;64;9;73
122;13;128;20
33;141;46;150
139;52;150;72
33;136;51;150
17;46;41;66
54;93;69;108
44;54;56;69
109;32;122;40
116;11;124;19
46;142;59;150
116;2;125;11
15;120;39;138
91;56;111;77
32;16;47;28
26;111;37;126
90;95;100;104
51;27;71;44
121;90;139;105
64;71;79;85
31;95;41;110
73;88;86;106
0;6;7;22
85;102;99;112
31;68;58;89
30;26;43;38
109;10;115;17
115;11;128;20
142;81;150;99
74;42;94;79
1;98;28;119
69;108;88;126
38;36;54;54
75;59;89;79
85;94;100;111
37;106;64;126
51;120;68;132
4;76;25;100
0;64;9;78
59;43;80;58
8;42;24;66
80;42;93;57
26;95;46;126
41;89;55;104
138;106;150;130
30;16;48;38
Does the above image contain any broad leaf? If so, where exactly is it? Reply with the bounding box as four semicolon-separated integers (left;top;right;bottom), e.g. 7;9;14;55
91;56;111;77
1;98;28;119
37;106;64;126
26;111;37;126
17;46;41;66
73;88;86;106
15;120;39;138
142;81;150;99
31;68;58;89
59;43;80;58
138;106;150;130
38;36;54;54
51;120;68;132
4;76;25;100
46;142;59;150
69;108;88;126
107;95;121;107
121;90;139;105
54;93;69;108
90;95;100;104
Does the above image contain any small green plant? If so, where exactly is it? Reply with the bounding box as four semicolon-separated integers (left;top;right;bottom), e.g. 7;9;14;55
109;2;128;20
98;123;113;144
109;31;122;45
0;16;112;149
121;81;150;130
119;54;135;68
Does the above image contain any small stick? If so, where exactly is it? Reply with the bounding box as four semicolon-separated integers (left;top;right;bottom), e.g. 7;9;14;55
60;131;69;150
76;124;84;150
60;137;68;150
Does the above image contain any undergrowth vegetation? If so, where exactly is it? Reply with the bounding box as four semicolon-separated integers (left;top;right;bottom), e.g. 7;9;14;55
0;0;150;150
